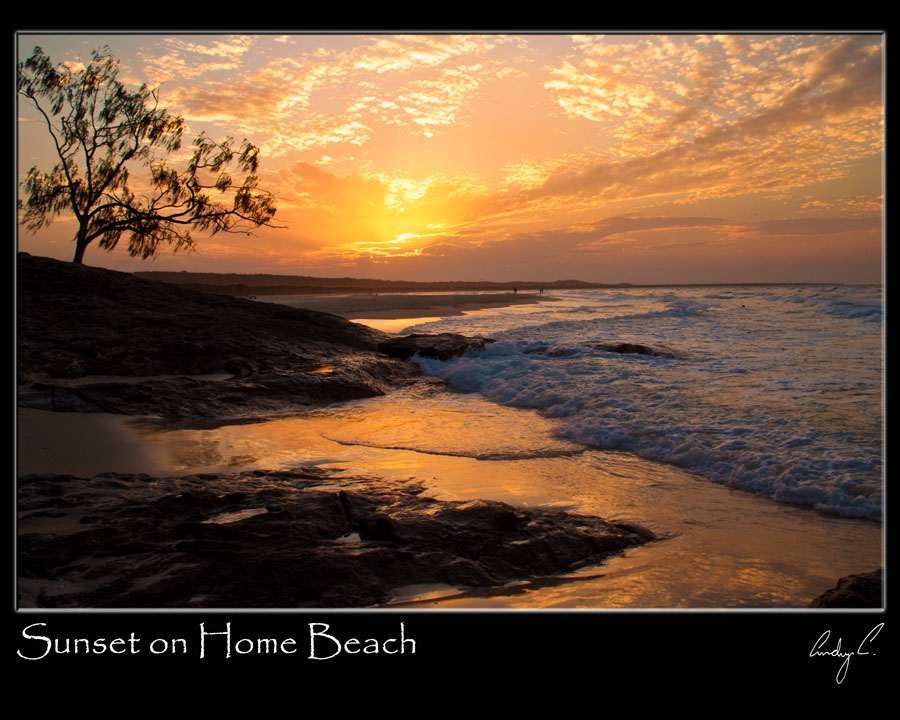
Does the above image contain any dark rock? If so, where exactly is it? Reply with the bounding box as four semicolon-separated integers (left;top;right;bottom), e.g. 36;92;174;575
378;333;495;361
16;253;422;418
809;568;883;608
17;253;509;418
17;467;656;608
494;507;529;532
357;513;406;544
592;342;678;358
521;345;581;358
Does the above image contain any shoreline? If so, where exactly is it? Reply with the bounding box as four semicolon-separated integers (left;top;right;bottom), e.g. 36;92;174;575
17;395;883;609
17;405;657;608
260;292;551;320
16;254;882;609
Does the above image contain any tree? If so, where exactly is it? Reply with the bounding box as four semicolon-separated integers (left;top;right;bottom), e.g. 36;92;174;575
17;45;279;264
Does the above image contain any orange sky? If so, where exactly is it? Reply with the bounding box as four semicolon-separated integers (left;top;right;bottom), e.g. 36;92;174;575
16;32;884;284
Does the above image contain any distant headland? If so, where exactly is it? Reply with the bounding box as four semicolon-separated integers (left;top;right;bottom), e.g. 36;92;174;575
134;270;846;297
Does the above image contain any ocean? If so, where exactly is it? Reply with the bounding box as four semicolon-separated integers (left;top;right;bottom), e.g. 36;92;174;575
401;285;884;523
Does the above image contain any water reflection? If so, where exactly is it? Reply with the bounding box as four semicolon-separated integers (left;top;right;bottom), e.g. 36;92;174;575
18;383;882;608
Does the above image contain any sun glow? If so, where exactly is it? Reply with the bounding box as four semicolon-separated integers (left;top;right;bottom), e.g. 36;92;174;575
17;32;883;283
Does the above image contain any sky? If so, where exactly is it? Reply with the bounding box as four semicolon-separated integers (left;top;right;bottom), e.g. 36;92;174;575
16;32;884;284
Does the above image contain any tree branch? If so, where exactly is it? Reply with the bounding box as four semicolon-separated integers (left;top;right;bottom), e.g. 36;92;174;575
17;45;278;263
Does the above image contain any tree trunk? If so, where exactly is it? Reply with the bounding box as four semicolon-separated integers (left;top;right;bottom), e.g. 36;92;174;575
72;228;89;264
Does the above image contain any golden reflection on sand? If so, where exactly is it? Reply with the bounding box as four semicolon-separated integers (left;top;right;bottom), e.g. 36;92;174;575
17;393;883;609
352;316;442;333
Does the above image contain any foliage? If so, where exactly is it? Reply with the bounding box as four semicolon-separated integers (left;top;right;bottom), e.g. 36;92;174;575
17;45;278;263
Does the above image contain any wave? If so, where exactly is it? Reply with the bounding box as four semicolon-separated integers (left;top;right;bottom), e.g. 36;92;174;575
758;287;883;323
413;324;883;521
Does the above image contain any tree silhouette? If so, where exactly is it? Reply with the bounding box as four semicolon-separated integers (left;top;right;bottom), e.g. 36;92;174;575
17;45;279;264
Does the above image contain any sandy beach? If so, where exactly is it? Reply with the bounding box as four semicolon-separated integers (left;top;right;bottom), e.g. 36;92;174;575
17;398;882;608
261;292;549;319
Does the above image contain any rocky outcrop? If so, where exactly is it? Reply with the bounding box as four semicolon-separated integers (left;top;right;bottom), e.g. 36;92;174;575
378;333;495;361
17;467;656;608
16;254;658;609
17;358;415;418
17;254;487;418
809;568;883;608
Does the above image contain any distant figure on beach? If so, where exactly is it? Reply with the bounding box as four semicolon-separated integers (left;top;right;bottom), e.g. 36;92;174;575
514;287;517;294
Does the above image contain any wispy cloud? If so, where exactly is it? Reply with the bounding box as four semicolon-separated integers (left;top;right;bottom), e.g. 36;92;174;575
139;35;257;83
147;34;520;155
542;35;882;186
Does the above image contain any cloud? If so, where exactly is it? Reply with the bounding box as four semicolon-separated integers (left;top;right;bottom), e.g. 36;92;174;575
748;216;882;237
348;34;509;73
146;34;522;157
19;33;881;284
538;35;882;206
139;36;257;83
162;56;329;131
318;208;881;282
799;195;883;215
145;34;882;219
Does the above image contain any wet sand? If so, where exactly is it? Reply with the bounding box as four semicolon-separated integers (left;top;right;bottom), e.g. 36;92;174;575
17;386;883;609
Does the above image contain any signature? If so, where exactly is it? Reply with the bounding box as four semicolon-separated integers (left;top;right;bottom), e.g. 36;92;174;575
809;623;883;684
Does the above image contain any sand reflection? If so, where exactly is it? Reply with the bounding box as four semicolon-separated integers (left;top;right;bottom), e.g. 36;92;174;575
17;387;882;608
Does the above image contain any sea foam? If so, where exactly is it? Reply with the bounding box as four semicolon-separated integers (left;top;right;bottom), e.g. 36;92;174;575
410;285;883;521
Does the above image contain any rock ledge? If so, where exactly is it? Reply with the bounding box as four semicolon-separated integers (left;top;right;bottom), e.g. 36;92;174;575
18;467;656;608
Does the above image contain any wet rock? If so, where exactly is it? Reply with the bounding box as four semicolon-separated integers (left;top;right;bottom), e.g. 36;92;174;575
17;467;656;608
377;333;495;361
521;345;581;358
592;342;678;358
809;568;883;608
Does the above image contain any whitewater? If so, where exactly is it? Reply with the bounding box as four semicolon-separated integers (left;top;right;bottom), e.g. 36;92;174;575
404;284;883;522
